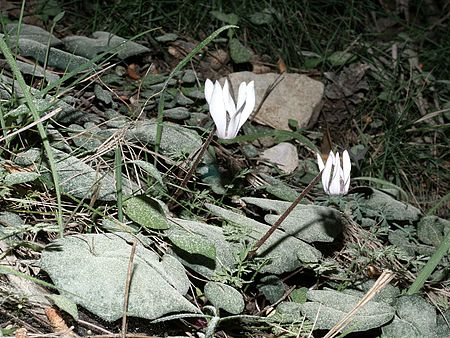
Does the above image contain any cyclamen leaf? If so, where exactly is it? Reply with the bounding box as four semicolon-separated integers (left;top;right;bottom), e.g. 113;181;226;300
302;290;395;331
123;196;170;230
167;228;216;261
40;233;197;322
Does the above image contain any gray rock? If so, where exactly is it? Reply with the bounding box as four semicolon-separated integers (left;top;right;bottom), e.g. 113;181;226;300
260;142;298;174
226;72;324;130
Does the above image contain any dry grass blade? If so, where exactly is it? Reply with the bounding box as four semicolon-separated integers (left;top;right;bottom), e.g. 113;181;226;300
323;270;395;338
0;108;62;143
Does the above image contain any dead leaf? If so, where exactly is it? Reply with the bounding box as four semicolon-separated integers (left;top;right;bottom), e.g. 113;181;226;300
207;49;229;70
15;328;27;338
277;58;287;74
252;63;271;74
324;63;370;100
45;308;77;338
127;63;140;80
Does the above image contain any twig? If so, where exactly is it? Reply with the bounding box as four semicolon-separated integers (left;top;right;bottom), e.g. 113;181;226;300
246;171;322;260
122;240;138;338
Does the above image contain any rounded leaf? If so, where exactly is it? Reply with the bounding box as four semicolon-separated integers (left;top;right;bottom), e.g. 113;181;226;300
204;282;244;314
123;196;170;230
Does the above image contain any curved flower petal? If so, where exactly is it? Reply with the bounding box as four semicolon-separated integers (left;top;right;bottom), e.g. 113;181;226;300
204;79;214;104
222;80;237;118
316;150;352;195
328;152;342;195
210;81;228;138
322;152;334;193
316;153;325;171
342;150;351;193
235;82;248;115
237;81;255;131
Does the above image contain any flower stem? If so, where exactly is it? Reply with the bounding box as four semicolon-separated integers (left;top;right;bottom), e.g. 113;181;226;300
246;171;322;260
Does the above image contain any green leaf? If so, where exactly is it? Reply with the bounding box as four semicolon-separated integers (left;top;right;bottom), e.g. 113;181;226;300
40;233;198;322
249;12;273;25
168;229;216;260
242;197;343;243
326;51;356;66
210;11;239;25
302;290;395;331
53;11;65;23
206;204;321;275
356;187;421;221
204;282;244;314
123;196;170;230
229;38;253;64
47;294;78;320
131;160;166;189
257;275;285;303
168;218;239;278
291;287;308;304
388;229;416;256
382;295;438;337
3;172;40;186
417;216;449;247
270;302;304;323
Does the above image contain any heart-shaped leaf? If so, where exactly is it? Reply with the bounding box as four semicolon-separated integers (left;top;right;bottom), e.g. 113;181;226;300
301;289;395;331
204;281;244;314
40;233;198;322
123;196;170;230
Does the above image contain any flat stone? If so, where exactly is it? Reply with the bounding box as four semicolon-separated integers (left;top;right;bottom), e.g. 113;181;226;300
261;142;298;174
225;72;324;130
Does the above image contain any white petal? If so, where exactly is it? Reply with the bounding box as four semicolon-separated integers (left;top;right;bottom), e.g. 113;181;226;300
235;82;248;114
316;153;325;171
204;79;214;104
222;80;237;118
209;81;228;138
328;152;342;195
236;81;255;131
328;167;342;195
322;152;334;193
342;150;351;193
227;114;240;138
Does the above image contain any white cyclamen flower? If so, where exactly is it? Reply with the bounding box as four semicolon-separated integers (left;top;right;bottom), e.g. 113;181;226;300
316;150;351;195
204;78;255;139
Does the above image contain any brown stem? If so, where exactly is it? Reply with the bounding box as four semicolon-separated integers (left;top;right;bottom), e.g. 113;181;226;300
122;240;137;338
246;170;322;260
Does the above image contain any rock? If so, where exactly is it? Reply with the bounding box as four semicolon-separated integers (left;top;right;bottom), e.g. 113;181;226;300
261;142;298;174
225;72;324;130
